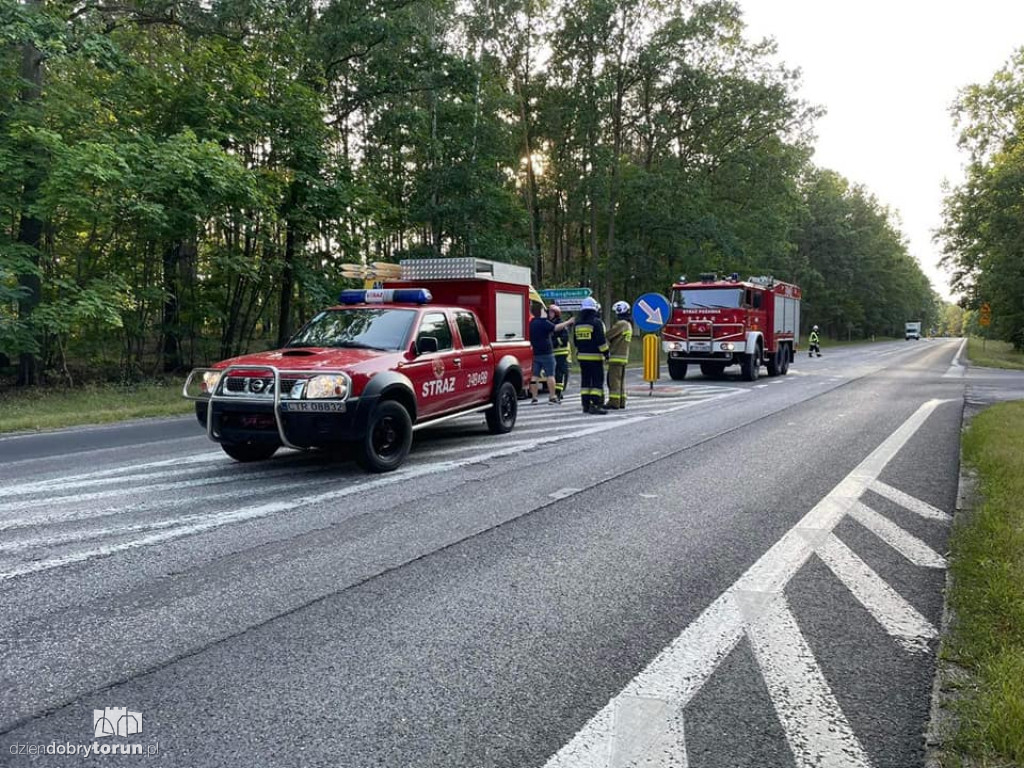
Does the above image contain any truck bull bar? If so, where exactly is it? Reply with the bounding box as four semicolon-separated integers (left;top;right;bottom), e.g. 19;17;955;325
183;364;352;451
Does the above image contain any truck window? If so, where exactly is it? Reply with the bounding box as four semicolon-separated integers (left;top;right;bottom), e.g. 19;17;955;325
286;308;416;351
454;311;482;348
671;288;743;309
417;312;454;351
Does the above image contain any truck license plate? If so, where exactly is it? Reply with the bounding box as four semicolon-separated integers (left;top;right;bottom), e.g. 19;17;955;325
689;341;711;352
280;401;347;413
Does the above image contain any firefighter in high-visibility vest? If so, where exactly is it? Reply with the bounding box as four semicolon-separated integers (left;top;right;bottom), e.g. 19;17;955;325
548;304;571;402
604;301;633;409
574;297;609;415
809;325;822;357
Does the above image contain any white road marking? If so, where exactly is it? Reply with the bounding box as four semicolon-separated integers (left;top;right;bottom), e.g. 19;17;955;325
549;488;582;500
746;593;873;768
869;480;951;521
817;534;937;653
541;399;952;768
848;502;947;569
943;338;967;378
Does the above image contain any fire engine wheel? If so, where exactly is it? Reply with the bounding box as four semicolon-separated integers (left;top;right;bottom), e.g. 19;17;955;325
668;359;688;380
766;346;784;377
357;400;412;472
740;347;761;382
779;345;791;375
486;380;518;434
220;441;279;462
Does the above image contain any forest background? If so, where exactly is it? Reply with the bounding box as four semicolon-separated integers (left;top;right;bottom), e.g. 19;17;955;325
4;0;1007;386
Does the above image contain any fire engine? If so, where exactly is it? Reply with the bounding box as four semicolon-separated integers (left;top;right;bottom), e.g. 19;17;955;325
661;272;801;382
183;258;534;472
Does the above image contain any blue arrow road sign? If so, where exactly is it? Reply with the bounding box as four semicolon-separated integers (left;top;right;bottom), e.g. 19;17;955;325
634;292;671;334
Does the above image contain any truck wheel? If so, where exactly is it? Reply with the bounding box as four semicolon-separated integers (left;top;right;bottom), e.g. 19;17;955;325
740;347;761;382
766;348;782;377
668;359;688;380
700;362;726;378
221;441;279;462
486;380;518;434
356;400;412;472
779;345;791;375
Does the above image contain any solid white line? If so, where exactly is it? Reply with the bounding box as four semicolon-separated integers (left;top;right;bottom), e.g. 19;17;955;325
746;594;873;768
848;502;947;569
817;534;937;653
540;398;951;768
869;480;951;522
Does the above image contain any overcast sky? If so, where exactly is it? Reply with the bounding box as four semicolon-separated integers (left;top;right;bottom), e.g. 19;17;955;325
739;0;1024;301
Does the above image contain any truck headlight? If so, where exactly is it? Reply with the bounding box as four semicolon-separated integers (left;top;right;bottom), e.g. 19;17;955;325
305;374;349;399
663;341;684;352
201;371;222;393
721;342;734;351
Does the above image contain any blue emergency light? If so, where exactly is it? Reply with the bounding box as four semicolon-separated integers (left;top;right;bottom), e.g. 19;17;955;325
338;288;432;304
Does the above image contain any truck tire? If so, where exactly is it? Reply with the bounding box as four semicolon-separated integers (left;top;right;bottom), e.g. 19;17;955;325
668;359;688;380
766;347;783;377
779;344;791;375
486;380;518;434
356;400;412;472
221;441;279;462
700;362;726;378
740;347;761;382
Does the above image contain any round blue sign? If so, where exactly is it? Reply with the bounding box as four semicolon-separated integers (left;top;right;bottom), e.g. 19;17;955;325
633;293;671;334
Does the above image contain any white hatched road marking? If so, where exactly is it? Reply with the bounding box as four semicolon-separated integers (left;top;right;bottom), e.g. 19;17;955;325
542;399;952;768
817;534;936;653
869;480;951;521
848;501;947;568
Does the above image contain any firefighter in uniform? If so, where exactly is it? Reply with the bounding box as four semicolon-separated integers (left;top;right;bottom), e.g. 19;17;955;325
809;325;822;357
548;304;571;401
605;301;633;409
574;296;609;415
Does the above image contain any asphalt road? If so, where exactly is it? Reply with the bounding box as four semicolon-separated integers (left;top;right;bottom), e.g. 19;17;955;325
1;337;1017;767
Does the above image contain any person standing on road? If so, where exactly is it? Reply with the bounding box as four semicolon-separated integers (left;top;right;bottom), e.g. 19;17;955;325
574;297;609;415
529;303;574;404
605;301;633;410
549;305;571;402
809;325;822;357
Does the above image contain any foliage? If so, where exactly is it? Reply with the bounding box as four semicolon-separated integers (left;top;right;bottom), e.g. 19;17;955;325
940;47;1024;351
0;0;940;381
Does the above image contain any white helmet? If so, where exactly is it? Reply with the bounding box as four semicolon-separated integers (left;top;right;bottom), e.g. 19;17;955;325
612;301;630;315
580;297;598;311
812;325;819;331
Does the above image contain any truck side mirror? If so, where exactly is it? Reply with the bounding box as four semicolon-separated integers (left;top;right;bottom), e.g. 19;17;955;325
416;336;439;355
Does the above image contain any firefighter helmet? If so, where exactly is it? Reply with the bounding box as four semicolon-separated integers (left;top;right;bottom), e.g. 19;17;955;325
812;324;819;331
612;300;630;316
581;297;598;311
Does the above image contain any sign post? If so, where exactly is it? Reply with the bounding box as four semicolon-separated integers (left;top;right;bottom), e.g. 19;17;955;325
634;292;671;396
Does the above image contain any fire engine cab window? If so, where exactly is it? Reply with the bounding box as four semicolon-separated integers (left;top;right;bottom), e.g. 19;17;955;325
672;288;743;309
286;308;416;350
417;313;453;351
454;311;482;347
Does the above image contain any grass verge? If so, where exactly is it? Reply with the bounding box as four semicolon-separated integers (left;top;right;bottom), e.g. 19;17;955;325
946;400;1024;764
967;337;1024;370
0;379;192;434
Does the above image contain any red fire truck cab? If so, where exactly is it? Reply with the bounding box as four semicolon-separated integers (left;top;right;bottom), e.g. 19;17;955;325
662;273;801;382
183;258;534;472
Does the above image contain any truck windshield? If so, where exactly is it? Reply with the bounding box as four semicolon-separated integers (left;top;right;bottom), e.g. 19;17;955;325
672;288;743;309
286;308;417;351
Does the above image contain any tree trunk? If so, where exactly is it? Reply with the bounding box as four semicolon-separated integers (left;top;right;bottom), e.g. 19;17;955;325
14;1;44;387
162;242;184;373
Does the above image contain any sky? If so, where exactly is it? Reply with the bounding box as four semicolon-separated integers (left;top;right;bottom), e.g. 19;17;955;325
740;0;1024;301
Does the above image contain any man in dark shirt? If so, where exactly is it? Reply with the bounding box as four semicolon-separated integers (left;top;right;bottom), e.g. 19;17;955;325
528;303;574;404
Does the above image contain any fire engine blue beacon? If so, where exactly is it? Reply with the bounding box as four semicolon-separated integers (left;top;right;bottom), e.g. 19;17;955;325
338;288;432;304
633;292;671;334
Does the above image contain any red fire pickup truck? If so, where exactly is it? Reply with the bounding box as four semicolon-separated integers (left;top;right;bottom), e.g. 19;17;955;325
183;271;534;472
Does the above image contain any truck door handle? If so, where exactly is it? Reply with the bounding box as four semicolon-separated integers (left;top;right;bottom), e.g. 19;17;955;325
453;357;462;367
480;354;489;362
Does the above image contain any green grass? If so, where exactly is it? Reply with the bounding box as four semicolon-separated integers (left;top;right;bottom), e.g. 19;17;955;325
946;400;1024;765
0;379;193;434
967;337;1024;370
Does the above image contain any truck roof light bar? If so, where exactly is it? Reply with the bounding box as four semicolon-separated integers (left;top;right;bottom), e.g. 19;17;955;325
338;288;432;304
699;272;718;282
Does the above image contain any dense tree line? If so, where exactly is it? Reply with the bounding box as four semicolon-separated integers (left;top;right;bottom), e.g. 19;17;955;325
940;48;1024;350
1;0;939;384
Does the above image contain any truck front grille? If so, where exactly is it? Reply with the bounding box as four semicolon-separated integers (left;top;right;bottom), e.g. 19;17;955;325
223;377;300;397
